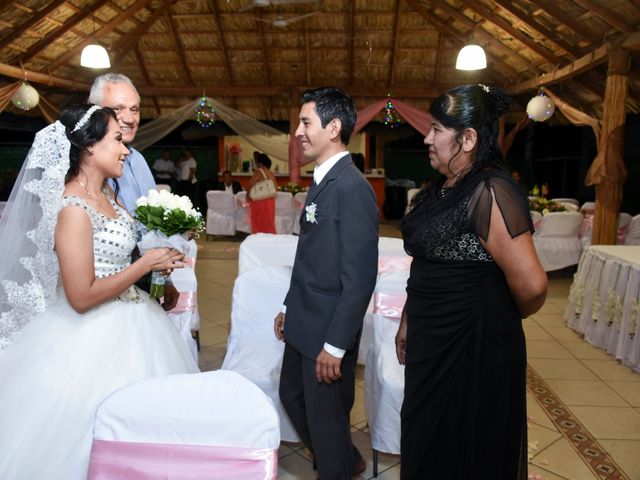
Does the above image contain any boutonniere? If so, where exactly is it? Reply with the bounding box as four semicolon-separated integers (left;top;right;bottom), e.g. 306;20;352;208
305;202;318;224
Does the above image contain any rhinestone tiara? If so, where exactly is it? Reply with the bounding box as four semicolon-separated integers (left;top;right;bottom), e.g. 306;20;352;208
71;105;101;133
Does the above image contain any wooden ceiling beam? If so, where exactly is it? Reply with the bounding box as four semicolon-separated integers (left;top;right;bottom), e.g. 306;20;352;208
432;33;445;89
455;0;560;66
305;21;311;85
348;0;355;86
16;0;112;63
0;0;67;50
256;10;273;118
133;46;161;116
111;0;177;64
570;0;634;34
528;0;601;44
46;0;155;71
0;61;92;90
490;0;580;58
209;1;233;86
165;11;194;86
388;0;401;88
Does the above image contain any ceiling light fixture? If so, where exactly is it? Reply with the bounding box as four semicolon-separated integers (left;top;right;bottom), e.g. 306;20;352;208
455;44;487;70
80;14;110;69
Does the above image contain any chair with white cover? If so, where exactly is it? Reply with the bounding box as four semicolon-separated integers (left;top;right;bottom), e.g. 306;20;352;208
617;212;633;245
221;265;300;443
87;370;280;480
533;211;583;271
624;214;640;245
238;233;298;275
275;191;295;234
235;191;252;234
292;192;307;235
530;210;542;230
156;183;171;192
551;197;579;207
580;201;596;213
405;188;420;214
206;191;236;237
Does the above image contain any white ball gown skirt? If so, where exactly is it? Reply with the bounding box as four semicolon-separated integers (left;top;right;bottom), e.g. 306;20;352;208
0;290;200;480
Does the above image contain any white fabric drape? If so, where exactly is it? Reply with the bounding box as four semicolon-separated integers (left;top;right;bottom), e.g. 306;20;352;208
131;97;290;163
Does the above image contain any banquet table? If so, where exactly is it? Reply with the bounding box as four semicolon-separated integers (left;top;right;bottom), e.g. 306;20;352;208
565;245;640;372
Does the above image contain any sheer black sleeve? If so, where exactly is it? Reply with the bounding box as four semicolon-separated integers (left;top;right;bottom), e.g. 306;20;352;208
468;171;534;242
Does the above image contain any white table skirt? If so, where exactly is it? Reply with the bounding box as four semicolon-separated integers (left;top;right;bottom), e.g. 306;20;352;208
565;246;640;372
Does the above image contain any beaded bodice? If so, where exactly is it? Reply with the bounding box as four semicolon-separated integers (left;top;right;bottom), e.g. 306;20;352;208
60;195;137;277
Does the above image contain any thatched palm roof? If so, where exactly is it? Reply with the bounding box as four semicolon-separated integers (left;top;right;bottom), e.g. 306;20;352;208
0;0;639;122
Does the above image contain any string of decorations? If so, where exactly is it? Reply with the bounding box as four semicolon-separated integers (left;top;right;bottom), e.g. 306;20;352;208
195;96;215;128
383;93;401;128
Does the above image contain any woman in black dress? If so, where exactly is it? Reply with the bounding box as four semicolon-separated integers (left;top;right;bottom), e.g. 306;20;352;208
396;84;547;479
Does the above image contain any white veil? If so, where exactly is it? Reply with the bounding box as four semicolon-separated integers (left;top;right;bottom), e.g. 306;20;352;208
0;121;70;353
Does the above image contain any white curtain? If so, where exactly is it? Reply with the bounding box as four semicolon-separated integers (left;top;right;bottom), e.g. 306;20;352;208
131;97;290;162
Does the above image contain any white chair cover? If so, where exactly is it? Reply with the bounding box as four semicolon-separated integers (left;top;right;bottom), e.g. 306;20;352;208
551;197;579;206
530;210;542;230
533;211;583;271
234;192;252;234
405;188;420;214
221;265;300;442
0;201;6;218
617;212;633;244
580;201;596;213
206;191;236;236
274;191;295;235
168;239;199;362
156;184;171;192
624;214;640;245
292;192;307;235
88;370;280;479
238;233;298;275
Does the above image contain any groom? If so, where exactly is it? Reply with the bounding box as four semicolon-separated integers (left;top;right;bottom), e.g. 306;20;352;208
275;87;378;479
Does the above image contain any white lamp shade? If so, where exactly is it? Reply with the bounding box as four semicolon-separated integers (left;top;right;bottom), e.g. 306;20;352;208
11;82;39;110
80;43;111;69
455;45;487;70
526;94;555;122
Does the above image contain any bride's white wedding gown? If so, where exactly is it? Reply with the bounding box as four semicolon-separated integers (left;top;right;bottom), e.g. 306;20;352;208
0;196;199;479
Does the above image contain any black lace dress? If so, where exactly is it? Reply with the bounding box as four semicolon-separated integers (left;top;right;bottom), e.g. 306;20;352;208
400;169;533;479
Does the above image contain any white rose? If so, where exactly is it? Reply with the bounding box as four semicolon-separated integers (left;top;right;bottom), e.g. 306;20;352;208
177;196;193;212
542;208;550;215
135;195;147;207
146;189;159;207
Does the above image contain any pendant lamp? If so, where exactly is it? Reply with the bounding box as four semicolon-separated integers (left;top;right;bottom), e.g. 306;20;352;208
455;44;487;70
80;14;110;69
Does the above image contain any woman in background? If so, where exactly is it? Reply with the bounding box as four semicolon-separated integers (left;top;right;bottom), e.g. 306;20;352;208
247;152;277;234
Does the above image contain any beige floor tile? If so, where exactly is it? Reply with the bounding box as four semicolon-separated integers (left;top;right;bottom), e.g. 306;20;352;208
372;462;401;480
542;325;586;342
561;340;616;360
528;358;598;380
527;464;571;480
351;429;400;479
197;343;227;372
606;381;640;407
523;324;554;341
526;340;574;359
570;406;640;439
527;392;559;431
198;324;231;347
351;384;368;426
277;452;315;479
527;423;562;456
583;359;640;382
545;379;627;406
531;312;567;327
598;439;640;480
531;437;599;479
537;302;565;314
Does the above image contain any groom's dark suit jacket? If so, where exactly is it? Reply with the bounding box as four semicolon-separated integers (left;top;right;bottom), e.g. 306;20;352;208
283;154;379;359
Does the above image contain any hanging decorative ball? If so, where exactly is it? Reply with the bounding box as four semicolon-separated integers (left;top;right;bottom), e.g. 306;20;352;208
11;82;40;111
526;89;555;122
384;93;400;128
195;96;215;128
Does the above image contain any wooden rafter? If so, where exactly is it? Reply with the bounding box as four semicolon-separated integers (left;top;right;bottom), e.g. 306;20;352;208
490;0;580;58
46;0;155;71
209;1;232;85
16;0;111;64
111;0;178;64
305;21;311;86
456;0;561;65
165;11;194;86
256;11;273;118
0;0;67;50
134;46;161;116
528;0;601;44
570;0;633;34
348;0;355;85
388;0;401;88
432;33;445;89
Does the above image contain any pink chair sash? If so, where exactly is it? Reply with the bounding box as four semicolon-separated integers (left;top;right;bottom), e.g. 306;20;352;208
373;292;407;319
168;257;197;314
378;256;412;274
88;439;277;480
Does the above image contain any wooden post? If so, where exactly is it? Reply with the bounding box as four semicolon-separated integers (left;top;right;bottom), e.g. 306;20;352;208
588;47;629;245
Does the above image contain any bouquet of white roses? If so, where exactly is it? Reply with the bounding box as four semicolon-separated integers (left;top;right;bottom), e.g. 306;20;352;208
135;189;204;299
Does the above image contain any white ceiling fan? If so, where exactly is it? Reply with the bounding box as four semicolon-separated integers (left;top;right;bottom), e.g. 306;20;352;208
238;0;318;13
249;11;321;28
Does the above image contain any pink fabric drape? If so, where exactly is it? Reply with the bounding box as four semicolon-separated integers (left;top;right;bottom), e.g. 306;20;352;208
373;292;407;319
88;439;278;480
377;256;412;274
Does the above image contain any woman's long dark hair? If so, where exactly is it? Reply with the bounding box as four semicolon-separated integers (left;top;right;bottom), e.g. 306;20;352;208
59;104;121;199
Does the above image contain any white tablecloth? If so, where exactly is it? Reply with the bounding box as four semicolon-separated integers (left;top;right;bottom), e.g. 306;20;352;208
565;246;640;372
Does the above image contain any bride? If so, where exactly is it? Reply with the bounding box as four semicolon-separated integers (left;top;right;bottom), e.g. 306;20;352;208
0;104;199;479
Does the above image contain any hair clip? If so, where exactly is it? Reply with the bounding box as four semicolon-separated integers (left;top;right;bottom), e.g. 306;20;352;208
71;105;101;133
478;84;490;93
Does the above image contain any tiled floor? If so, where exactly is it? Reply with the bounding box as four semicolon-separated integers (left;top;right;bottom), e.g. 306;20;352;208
194;224;640;480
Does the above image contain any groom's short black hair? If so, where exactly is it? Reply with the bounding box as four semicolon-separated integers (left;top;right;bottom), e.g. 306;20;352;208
301;87;357;146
